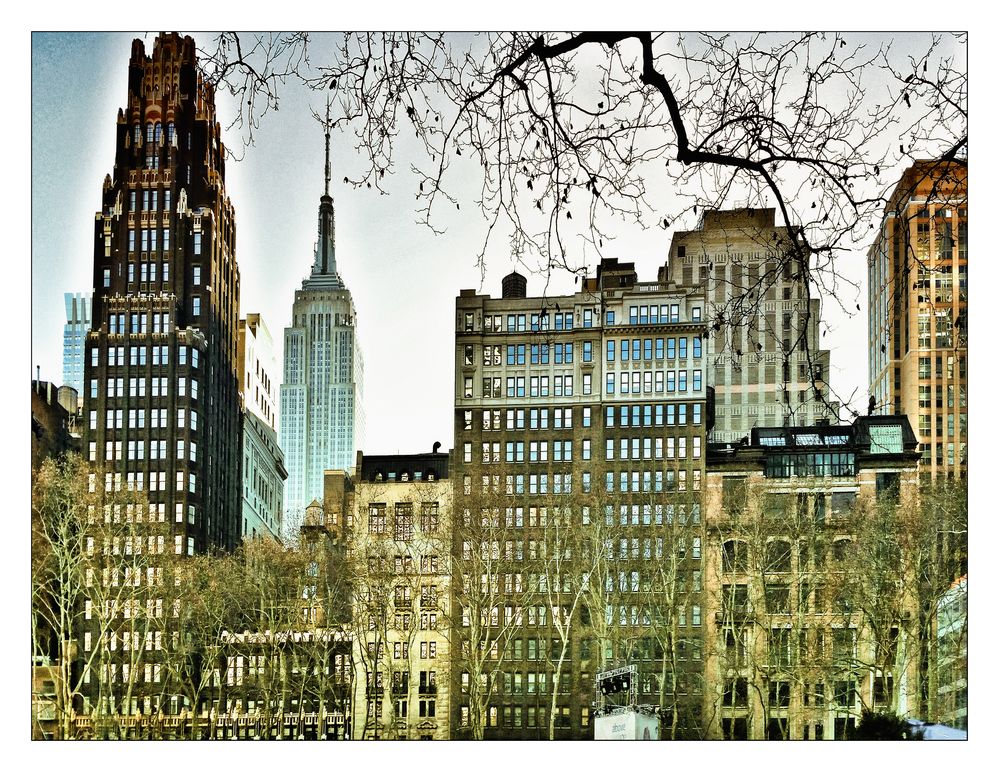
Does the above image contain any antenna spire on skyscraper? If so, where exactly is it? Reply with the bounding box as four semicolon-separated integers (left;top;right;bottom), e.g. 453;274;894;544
310;96;338;281
324;96;331;198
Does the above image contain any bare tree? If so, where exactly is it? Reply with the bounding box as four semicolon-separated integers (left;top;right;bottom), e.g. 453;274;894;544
220;536;312;739
202;32;965;255
349;481;452;739
153;548;257;739
842;477;966;721
705;474;850;740
199;31;965;415
534;494;598;740
450;485;538;739
31;455;163;739
298;515;354;740
638;458;707;739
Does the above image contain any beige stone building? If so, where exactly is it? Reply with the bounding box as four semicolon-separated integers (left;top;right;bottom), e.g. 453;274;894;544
701;416;922;739
348;451;452;739
868;160;967;480
668;209;839;443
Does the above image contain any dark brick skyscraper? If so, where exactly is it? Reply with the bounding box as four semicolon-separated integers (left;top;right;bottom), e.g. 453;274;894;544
83;33;242;553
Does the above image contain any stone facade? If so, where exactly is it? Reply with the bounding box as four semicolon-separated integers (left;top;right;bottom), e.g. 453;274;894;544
668;209;839;443
702;416;922;739
349;451;452;740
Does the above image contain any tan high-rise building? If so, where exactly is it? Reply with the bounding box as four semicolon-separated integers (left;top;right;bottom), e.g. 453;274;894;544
452;261;708;738
868;160;967;479
668;209;839;443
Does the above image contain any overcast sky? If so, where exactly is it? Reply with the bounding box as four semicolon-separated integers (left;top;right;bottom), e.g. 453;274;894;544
30;31;960;454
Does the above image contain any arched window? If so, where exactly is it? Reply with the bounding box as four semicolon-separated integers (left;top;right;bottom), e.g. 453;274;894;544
722;540;747;573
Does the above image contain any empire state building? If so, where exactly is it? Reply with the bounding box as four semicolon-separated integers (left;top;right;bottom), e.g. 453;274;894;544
279;119;365;532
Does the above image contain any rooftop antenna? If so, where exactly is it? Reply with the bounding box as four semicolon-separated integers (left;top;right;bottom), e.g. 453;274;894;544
324;96;331;198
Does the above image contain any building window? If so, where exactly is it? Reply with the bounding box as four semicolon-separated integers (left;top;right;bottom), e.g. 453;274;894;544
367;505;387;534
192;296;201;316
394;507;413;540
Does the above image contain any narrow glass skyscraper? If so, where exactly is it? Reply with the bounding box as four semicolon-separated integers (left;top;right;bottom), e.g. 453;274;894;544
63;291;92;408
280;117;365;534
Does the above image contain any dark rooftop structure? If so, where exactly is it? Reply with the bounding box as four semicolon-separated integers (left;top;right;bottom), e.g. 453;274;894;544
32;378;80;472
708;415;920;477
501;271;528;299
355;447;451;484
